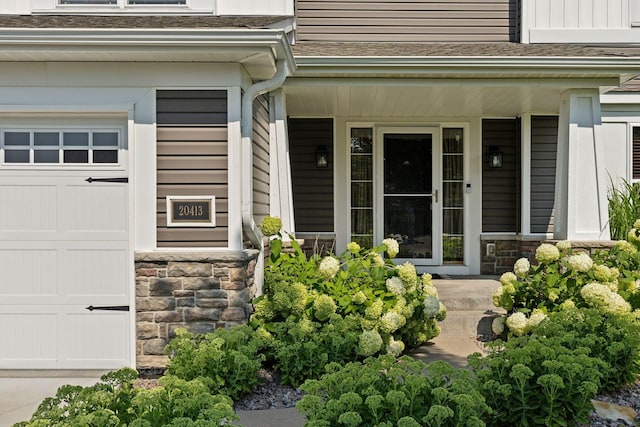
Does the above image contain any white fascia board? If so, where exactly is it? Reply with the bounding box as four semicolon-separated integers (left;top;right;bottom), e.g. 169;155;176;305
0;28;296;73
601;93;640;104
293;56;640;78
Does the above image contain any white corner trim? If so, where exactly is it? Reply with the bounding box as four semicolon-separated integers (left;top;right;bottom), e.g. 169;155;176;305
521;114;532;236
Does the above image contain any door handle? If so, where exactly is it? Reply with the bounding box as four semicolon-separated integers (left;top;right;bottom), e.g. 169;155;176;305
433;189;438;203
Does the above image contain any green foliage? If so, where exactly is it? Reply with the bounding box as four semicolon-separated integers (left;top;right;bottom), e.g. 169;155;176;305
15;368;237;427
532;308;640;391
164;325;265;400
297;355;490;427
608;177;640;240
468;333;604;427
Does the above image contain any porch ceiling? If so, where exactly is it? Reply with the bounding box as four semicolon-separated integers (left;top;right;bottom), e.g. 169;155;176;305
285;82;571;117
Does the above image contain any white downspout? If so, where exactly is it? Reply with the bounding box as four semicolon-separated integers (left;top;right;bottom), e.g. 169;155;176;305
241;60;289;294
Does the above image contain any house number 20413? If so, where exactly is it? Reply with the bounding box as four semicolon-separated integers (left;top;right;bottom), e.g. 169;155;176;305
167;196;215;227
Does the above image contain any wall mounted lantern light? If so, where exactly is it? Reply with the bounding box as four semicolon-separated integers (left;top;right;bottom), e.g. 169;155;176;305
488;146;503;168
316;146;329;168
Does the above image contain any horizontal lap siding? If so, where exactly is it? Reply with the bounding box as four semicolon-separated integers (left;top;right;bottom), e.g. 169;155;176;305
296;0;516;42
253;94;270;225
156;90;228;247
482;118;520;232
289;118;334;232
530;116;558;234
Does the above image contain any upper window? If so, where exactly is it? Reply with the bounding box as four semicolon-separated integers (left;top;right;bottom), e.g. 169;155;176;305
1;129;120;166
58;0;186;5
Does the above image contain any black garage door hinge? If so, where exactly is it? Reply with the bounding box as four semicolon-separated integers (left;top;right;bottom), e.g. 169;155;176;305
85;177;128;183
86;305;130;312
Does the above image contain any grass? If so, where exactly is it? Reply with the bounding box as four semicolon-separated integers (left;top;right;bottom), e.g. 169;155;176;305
608;177;640;240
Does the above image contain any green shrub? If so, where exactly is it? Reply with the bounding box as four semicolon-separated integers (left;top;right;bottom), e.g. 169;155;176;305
15;368;237;427
297;355;490;427
532;308;640;391
608;177;640;240
164;325;265;400
255;221;445;366
468;334;604;426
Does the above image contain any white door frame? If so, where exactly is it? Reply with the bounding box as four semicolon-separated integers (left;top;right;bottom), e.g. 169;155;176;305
375;126;442;266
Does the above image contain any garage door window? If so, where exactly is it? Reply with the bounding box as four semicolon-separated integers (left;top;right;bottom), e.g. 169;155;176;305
2;130;120;165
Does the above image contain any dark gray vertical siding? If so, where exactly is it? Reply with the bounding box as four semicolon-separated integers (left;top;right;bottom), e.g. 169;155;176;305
530;116;558;234
253;94;270;224
289;118;334;232
156;90;228;247
295;0;517;42
482;118;521;233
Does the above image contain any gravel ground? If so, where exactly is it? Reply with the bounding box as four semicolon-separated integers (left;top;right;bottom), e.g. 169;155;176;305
587;380;640;426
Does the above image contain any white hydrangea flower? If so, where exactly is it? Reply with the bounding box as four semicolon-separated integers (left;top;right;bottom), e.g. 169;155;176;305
634;219;640;230
556;240;572;251
385;277;405;295
566;253;593;273
372;253;385;267
436;302;447;322
506;312;528;336
347;241;361;254
386;337;405;357
491;316;506;335
629;229;639;242
358;330;383;356
423;295;440;318
527;310;547;330
513;258;531;278
422;273;433;286
535;243;560;264
396;262;418;287
580;283;631;314
500;272;518;286
380;311;405;333
616;240;638;255
318;256;340;279
382;238;400;258
593;264;613;283
560;299;576;311
352;291;367;304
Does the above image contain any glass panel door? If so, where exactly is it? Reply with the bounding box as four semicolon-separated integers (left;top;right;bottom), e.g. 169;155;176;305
378;128;440;262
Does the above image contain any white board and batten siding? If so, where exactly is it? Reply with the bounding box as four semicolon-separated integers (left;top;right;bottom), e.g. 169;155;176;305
524;0;640;43
0;171;130;369
296;0;517;42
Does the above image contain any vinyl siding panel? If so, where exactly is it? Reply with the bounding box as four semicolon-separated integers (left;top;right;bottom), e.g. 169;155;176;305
296;0;517;42
633;127;640;179
530;116;558;234
253;94;270;224
289;118;334;232
156;90;228;247
482;118;520;232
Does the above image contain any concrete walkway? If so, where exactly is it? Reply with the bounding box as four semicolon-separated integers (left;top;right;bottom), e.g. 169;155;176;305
1;278;499;427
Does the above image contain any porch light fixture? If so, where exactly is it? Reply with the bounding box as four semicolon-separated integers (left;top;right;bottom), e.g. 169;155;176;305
488;146;503;169
316;146;329;168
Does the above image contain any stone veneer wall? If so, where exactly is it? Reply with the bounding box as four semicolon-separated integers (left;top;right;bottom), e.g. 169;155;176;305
481;238;617;275
134;250;259;369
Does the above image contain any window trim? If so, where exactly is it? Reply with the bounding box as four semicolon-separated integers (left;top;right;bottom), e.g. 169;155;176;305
56;0;188;8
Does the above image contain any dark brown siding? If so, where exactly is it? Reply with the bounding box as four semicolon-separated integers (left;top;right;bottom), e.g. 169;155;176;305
156;90;228;247
295;0;517;42
289;118;334;232
253;94;270;224
530;116;558;234
482;118;520;233
634;126;640;180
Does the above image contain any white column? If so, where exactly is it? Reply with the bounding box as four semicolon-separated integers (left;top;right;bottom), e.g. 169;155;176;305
227;86;244;250
521;113;532;236
269;89;295;234
554;89;610;240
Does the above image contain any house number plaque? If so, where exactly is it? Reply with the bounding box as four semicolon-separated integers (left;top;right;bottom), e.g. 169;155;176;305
166;196;215;227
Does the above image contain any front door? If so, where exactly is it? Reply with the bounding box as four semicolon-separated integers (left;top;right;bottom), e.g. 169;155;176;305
376;127;441;264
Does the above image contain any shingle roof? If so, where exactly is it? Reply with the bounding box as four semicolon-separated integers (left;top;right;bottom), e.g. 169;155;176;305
292;41;633;58
0;15;290;29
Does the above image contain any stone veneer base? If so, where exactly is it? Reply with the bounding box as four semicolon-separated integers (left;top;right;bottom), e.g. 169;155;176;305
134;250;259;369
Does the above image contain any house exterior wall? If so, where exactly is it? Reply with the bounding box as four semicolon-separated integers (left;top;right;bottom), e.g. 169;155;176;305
295;0;517;42
482;118;521;233
530;115;558;234
522;0;640;43
156;90;229;248
288;117;335;233
253;94;271;224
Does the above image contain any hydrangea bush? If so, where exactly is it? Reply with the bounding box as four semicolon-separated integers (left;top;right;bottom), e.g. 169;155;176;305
252;217;446;384
491;227;640;335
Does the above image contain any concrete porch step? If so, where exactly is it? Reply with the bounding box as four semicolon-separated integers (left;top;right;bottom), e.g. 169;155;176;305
438;309;504;337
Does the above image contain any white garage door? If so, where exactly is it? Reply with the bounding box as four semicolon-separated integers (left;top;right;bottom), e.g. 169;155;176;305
0;130;130;369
